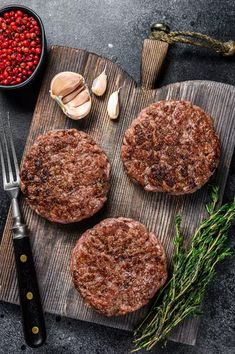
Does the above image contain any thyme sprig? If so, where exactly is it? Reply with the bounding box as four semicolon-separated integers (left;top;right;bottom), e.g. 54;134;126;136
133;186;235;351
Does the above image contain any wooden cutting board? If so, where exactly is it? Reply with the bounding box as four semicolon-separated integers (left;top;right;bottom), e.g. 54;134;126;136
1;40;235;346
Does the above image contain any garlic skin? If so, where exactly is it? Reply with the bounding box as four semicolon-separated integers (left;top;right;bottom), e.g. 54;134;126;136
66;100;92;120
62;85;84;104
68;89;90;108
91;67;107;96
50;72;84;97
107;88;121;119
50;71;91;120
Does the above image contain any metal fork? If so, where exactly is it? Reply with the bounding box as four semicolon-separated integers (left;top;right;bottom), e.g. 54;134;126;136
0;113;46;348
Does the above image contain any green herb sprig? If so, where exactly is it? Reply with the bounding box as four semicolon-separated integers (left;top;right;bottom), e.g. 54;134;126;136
133;186;235;351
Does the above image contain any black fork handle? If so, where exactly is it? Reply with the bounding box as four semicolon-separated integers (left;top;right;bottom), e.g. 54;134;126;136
12;229;46;348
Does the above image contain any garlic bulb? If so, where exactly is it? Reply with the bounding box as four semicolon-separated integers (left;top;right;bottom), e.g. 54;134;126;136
91;66;107;96
50;71;91;120
107;88;121;119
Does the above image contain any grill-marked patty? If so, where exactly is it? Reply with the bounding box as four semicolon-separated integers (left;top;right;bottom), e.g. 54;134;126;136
20;129;110;223
71;217;167;316
121;100;220;195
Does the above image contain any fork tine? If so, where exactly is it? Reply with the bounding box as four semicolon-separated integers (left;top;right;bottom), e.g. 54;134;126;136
7;112;20;183
0;113;15;183
0;129;7;187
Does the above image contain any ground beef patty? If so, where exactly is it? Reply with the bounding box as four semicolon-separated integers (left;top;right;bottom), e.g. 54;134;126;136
20;129;110;223
71;217;167;316
121;100;220;195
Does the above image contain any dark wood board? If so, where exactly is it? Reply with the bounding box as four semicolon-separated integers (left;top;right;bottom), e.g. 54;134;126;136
1;41;235;346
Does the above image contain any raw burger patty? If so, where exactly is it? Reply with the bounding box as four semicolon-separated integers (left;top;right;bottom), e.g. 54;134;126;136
20;129;110;223
71;217;167;316
121;100;221;195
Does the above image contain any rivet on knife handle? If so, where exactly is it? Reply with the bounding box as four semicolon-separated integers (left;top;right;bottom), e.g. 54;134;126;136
12;221;46;348
0;113;46;348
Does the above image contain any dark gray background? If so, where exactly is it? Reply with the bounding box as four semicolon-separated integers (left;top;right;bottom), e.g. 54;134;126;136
0;0;235;353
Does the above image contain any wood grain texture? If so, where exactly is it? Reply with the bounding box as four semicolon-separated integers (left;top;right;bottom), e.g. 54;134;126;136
141;39;169;89
1;42;235;346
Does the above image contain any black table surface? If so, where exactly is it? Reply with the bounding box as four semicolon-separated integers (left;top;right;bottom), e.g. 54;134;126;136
0;1;235;353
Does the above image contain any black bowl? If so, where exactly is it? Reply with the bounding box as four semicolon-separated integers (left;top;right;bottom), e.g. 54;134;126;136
0;4;47;90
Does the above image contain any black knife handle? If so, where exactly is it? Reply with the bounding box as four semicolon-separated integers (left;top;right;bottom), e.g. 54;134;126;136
13;235;46;348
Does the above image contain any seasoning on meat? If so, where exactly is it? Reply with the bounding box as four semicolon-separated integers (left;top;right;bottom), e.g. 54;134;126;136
121;100;220;195
71;217;167;316
20;129;110;223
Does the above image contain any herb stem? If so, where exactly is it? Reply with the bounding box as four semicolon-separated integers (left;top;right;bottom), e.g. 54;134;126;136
133;188;234;352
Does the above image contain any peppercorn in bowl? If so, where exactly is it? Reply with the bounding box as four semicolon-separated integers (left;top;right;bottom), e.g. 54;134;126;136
0;5;46;90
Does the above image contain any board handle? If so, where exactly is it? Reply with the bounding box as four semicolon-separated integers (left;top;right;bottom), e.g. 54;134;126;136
141;39;169;90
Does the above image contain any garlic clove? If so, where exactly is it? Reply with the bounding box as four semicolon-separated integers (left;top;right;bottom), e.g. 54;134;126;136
66;100;92;120
50;72;84;97
68;89;90;108
107;88;121;119
91;67;107;96
62;84;84;104
50;71;92;120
